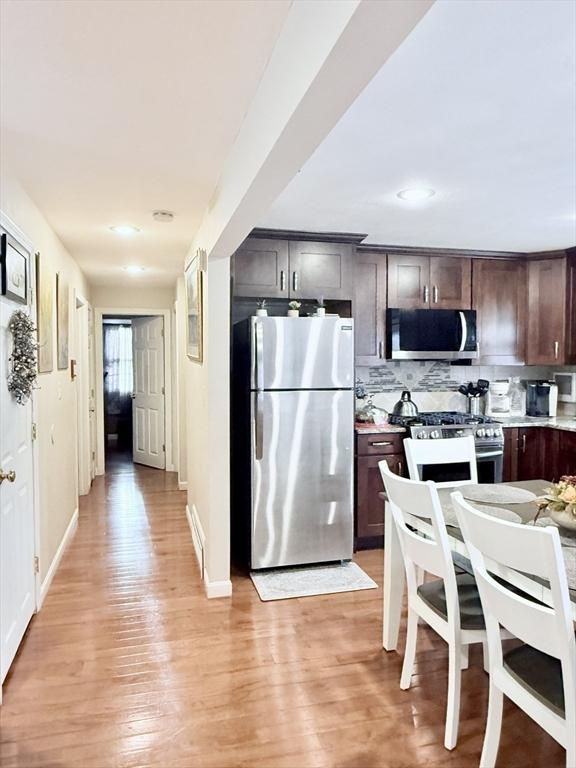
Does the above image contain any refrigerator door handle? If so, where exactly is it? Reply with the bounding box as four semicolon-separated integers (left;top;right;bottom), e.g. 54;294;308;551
254;393;264;460
252;320;264;390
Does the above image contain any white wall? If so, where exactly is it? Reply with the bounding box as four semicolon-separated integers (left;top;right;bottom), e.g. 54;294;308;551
0;176;90;583
91;285;175;311
175;278;188;489
181;258;231;596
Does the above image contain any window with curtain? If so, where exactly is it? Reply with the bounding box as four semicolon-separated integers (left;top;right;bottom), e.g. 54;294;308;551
104;324;133;409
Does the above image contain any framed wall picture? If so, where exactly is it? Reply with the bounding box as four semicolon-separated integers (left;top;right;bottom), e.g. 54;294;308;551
185;252;204;362
1;232;28;304
36;251;54;373
56;272;70;370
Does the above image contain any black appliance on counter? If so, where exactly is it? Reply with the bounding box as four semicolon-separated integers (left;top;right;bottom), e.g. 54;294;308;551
386;309;478;361
526;380;559;417
389;411;504;484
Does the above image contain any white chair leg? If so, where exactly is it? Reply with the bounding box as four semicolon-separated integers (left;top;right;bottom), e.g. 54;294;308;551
445;642;462;750
400;608;418;690
480;681;503;768
460;643;469;671
482;641;490;674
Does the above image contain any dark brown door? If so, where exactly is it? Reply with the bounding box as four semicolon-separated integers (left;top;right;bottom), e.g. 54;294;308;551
354;252;387;365
557;432;576;478
387;255;430;309
356;453;404;540
503;427;519;482
429;257;472;309
517;428;544;481
473;259;527;365
232;238;289;299
288;241;353;300
526;258;567;364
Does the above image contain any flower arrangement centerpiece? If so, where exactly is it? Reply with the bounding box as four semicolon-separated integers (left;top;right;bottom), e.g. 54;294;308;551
536;476;576;531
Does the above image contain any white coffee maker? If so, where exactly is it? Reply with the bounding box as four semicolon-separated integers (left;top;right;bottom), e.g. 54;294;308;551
486;380;512;417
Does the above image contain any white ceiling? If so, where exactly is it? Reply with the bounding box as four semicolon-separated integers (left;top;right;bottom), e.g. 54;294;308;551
0;0;291;286
262;0;576;253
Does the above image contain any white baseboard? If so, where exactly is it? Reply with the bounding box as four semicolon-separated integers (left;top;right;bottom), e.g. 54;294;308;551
178;480;188;491
37;508;79;610
185;504;205;575
185;504;232;598
204;572;233;599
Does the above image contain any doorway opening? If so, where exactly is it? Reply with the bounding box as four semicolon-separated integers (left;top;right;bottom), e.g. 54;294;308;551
102;314;166;472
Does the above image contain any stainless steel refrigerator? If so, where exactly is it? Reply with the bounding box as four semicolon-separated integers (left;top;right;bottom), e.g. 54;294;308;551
234;316;354;570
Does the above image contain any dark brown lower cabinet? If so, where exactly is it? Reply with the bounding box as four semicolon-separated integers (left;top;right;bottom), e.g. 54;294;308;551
503;427;575;482
556;431;576;477
355;432;405;550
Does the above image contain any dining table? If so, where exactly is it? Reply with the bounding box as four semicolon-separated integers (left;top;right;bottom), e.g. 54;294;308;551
382;479;576;652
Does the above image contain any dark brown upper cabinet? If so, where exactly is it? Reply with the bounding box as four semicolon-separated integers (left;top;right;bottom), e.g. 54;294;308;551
387;255;430;309
354;251;387;365
472;259;527;365
430;257;472;309
526;257;575;365
232;238;289;298
232;237;354;301
288;241;353;301
387;255;471;310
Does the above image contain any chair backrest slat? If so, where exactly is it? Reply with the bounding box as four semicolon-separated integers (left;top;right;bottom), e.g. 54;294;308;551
404;435;478;488
380;463;457;609
452;491;576;666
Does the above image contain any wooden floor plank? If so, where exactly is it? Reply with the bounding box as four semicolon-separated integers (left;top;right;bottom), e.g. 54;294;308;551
0;458;563;767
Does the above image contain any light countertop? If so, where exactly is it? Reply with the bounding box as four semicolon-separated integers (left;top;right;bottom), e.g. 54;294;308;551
355;417;576;435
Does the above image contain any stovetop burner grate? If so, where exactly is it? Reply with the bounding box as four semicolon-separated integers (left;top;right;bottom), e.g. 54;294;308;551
389;411;496;427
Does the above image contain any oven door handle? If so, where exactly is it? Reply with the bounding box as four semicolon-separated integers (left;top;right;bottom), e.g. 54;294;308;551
476;450;504;458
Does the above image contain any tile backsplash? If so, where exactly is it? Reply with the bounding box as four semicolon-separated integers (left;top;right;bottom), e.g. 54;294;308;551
355;360;553;393
355;360;570;415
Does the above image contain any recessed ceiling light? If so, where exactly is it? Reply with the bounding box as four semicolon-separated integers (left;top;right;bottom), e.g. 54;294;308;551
122;266;145;274
397;188;436;201
110;225;140;236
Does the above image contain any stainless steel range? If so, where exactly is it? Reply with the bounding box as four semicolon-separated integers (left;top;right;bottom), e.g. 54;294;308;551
389;411;504;483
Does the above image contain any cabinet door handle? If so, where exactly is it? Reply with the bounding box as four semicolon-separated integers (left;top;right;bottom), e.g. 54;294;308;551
371;441;393;447
423;285;429;304
554;340;560;360
292;271;299;292
280;270;286;291
433;285;439;304
521;434;527;453
378;340;384;359
397;460;403;476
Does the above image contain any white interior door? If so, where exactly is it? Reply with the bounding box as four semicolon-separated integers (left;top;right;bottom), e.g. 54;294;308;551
132;316;165;469
1;293;36;686
88;306;96;481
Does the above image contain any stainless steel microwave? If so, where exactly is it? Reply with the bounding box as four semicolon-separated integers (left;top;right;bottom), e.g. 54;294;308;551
386;309;479;361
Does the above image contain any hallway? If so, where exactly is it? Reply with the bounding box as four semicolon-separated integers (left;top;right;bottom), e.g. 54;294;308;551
0;466;561;768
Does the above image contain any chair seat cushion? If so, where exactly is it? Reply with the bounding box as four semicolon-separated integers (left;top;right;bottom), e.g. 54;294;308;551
417;573;485;630
503;644;565;716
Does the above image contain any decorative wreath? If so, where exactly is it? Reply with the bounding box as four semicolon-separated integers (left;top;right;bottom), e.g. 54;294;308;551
7;310;38;405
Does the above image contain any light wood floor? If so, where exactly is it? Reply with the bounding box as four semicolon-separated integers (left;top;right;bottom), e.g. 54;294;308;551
0;459;563;767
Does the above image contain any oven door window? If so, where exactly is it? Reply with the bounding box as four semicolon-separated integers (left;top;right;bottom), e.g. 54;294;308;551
421;463;473;484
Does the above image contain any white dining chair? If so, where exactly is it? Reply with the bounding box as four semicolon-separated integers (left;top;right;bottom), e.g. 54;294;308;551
451;492;576;768
404;435;478;488
380;462;490;751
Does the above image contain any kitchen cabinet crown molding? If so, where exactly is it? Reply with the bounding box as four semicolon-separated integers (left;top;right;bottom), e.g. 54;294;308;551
249;227;368;245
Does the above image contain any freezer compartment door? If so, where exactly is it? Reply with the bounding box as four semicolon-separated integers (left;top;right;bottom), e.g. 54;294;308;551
251;316;354;391
251;389;353;569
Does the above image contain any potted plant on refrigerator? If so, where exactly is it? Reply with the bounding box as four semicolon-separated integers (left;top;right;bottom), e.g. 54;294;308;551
316;296;326;317
287;301;301;317
255;299;268;317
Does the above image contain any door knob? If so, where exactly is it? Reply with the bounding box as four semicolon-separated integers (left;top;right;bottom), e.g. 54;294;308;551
0;469;16;484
